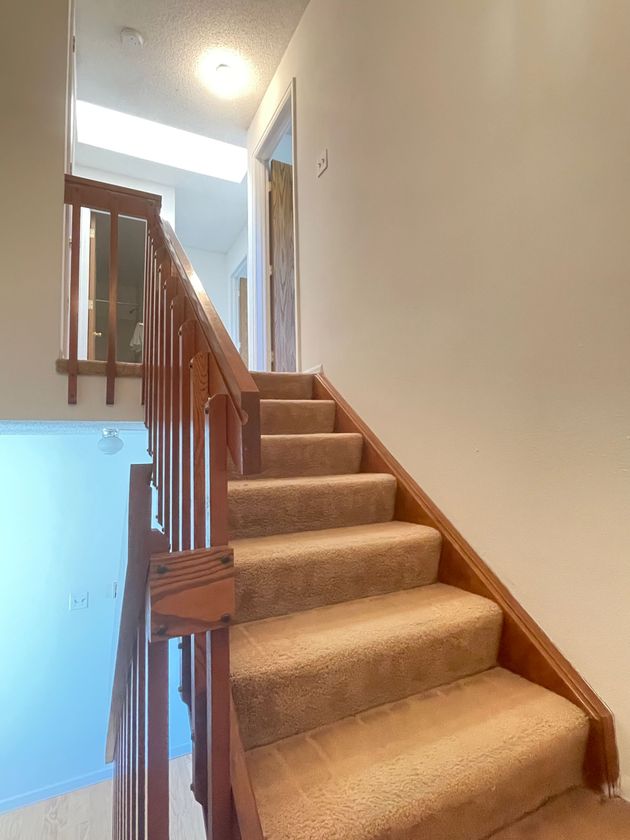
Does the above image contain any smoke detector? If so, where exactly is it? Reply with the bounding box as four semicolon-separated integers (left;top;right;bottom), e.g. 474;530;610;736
121;28;144;49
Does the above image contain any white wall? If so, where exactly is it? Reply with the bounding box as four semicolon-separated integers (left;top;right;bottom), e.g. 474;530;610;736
249;0;630;791
73;165;176;227
0;428;191;811
181;226;248;340
226;225;248;281
0;2;145;421
0;0;141;421
182;246;230;327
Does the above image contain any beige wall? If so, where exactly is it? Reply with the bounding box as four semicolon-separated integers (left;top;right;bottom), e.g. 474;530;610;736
249;0;630;790
0;0;142;421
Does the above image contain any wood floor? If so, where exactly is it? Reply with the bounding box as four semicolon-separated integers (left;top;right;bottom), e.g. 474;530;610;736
0;755;204;840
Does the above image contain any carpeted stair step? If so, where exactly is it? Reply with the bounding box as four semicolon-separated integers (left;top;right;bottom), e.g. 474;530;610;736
230;433;363;480
260;399;336;435
488;787;630;839
228;473;396;539
246;668;589;840
251;371;314;399
232;583;503;748
233;521;442;623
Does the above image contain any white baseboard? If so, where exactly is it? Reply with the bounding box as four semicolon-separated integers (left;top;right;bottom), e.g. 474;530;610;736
0;743;192;815
303;363;323;374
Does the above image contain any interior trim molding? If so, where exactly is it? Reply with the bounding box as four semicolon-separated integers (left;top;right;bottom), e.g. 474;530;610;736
0;744;192;816
0;420;146;436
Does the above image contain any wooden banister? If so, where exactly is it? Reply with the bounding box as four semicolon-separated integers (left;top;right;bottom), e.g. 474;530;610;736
68;174;263;840
62;176;162;406
160;220;261;476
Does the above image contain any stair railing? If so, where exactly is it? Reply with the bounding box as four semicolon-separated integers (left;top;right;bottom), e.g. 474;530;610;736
62;176;262;839
63;176;162;404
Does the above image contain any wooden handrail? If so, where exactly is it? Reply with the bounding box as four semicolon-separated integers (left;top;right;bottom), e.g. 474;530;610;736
159;220;261;476
64;175;162;214
61;175;264;840
106;465;166;763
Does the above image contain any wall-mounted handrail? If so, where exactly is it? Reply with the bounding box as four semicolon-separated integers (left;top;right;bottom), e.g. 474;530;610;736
62;176;262;839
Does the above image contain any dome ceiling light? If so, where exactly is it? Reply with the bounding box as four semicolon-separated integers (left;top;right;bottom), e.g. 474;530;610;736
97;428;124;455
197;49;253;99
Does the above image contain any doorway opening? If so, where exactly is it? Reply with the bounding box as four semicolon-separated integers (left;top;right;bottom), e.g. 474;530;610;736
250;80;299;372
230;256;249;364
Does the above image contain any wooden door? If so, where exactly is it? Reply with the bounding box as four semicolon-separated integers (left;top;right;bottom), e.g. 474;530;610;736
238;276;248;364
269;160;296;371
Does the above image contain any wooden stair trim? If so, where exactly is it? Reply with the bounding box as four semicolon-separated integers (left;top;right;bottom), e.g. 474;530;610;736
230;694;264;840
56;358;143;378
147;546;235;640
312;373;619;794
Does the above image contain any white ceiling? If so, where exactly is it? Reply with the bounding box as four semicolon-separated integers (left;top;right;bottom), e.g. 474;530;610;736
76;0;310;146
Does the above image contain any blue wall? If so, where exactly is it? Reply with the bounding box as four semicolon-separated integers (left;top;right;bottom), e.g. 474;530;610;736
0;428;191;812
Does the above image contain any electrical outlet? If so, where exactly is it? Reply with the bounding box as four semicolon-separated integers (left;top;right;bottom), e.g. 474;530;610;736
69;591;89;611
316;148;328;177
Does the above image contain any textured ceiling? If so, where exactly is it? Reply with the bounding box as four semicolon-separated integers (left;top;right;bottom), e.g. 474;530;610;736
76;0;310;145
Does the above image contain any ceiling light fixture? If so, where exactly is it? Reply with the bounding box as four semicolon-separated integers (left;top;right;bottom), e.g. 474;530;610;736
76;100;248;183
197;49;252;99
97;428;124;455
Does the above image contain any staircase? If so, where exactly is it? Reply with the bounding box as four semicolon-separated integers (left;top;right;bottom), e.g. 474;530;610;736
228;371;626;840
61;176;626;839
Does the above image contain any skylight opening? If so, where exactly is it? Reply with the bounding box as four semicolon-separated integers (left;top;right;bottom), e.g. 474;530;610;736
75;101;247;183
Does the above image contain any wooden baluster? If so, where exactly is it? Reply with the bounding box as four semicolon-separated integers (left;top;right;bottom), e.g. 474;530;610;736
128;681;133;838
163;273;177;544
141;226;149;409
130;650;138;840
180;320;195;553
151;249;162;476
178;318;196;715
113;736;119;840
150;243;160;460
191;352;210;550
171;296;188;720
119;736;123;840
170;296;184;553
207;391;231;840
156;261;166;522
68;201;81;405
147;641;169;840
106;206;119;405
207;629;231;839
145;235;155;442
122;691;128;837
128;682;133;839
137;618;146;840
191;351;210;811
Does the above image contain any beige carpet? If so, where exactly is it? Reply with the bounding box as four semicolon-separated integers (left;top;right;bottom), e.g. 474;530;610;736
489;788;630;838
228;372;627;840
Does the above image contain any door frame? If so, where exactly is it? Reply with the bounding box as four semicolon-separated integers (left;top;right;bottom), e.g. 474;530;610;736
248;78;300;372
229;256;248;358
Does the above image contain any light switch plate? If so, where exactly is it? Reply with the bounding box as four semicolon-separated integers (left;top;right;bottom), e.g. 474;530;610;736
316;148;328;177
69;591;89;611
